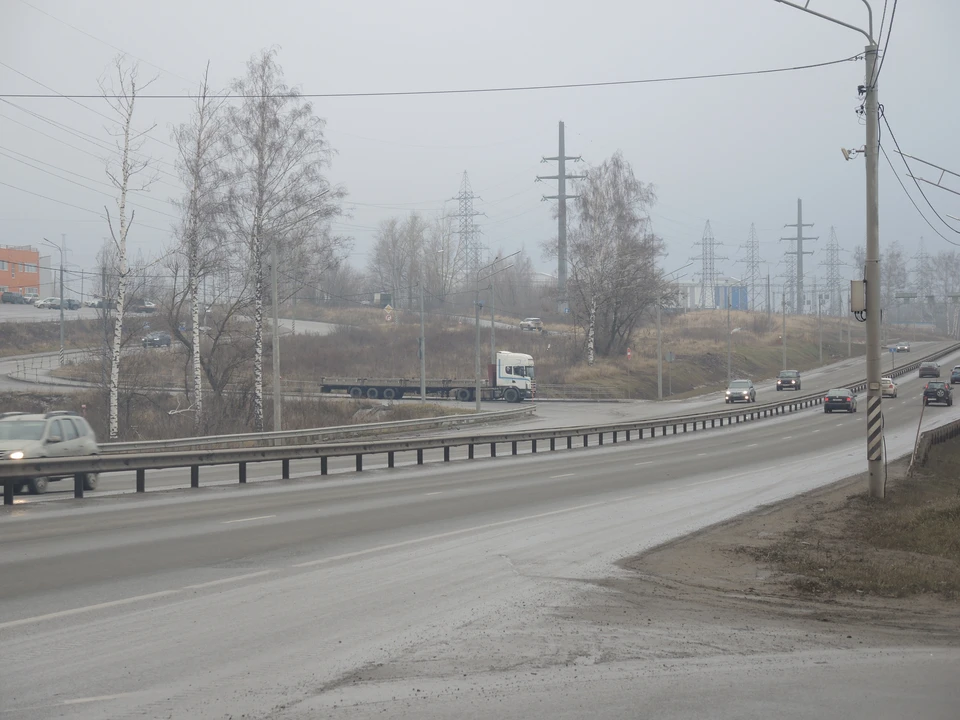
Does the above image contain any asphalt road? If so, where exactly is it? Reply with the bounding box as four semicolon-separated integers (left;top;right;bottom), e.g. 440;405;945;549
1;346;958;717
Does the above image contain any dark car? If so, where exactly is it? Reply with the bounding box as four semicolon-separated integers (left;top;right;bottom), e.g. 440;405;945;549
1;291;24;304
919;362;940;378
950;366;960;385
824;388;857;413
776;369;801;391
725;379;756;403
142;331;171;348
63;298;81;310
922;381;953;407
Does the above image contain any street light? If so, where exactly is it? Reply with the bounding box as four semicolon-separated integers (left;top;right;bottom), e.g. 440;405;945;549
656;261;694;400
418;248;445;404
42;236;65;366
475;252;519;412
773;0;884;499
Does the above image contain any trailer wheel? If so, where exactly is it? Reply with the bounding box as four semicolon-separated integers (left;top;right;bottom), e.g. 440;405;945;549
455;387;471;402
504;387;520;403
349;387;363;399
366;387;380;399
382;388;397;400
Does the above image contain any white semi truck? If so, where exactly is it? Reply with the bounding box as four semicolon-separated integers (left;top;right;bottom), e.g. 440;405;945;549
317;350;535;403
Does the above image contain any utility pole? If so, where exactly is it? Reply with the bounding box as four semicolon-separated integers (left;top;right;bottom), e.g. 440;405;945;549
727;297;732;382
490;276;496;365
537;121;585;313
271;242;281;431
101;264;108;387
656;302;663;399
419;280;426;404
782;290;787;370
818;286;824;364
474;287;483;412
42;236;65;366
766;271;772;321
781;199;817;315
774;0;884;498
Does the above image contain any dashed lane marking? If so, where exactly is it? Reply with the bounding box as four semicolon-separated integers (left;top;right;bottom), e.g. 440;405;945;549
183;570;274;591
634;461;654;466
550;473;576;479
425;491;443;496
221;515;276;524
0;590;178;631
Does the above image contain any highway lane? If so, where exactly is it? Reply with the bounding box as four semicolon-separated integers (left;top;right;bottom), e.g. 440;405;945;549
1;348;958;717
12;341;956;501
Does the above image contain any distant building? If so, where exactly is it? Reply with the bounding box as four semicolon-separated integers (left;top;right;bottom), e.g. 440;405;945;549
0;245;41;295
38;254;54;298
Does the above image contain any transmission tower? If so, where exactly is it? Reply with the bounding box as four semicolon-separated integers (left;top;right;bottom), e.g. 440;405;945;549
537;121;585;312
692;220;726;309
821;226;844;317
780;254;797;313
452;171;484;278
913;237;933;321
737;223;762;311
781;198;817;314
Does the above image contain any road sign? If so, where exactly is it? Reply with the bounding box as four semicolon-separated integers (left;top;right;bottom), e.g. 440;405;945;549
626;348;633;359
564;307;570;314
666;351;676;363
383;304;393;323
385;313;393;322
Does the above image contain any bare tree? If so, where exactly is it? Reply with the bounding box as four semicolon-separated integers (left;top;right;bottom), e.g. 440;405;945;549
225;48;344;431
171;63;228;429
548;152;662;364
424;212;465;305
101;57;157;439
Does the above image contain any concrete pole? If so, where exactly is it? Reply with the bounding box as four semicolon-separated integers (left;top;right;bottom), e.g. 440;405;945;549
864;42;884;498
271;242;281;432
419;281;426;404
656;301;663;400
474;288;482;412
818;295;823;364
782;290;787;371
58;235;65;367
557;122;567;313
490;277;496;366
726;296;732;383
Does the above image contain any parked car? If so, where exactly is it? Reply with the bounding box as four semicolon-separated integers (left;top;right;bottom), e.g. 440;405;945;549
23;292;39;304
0;410;100;495
824;388;858;413
776;369;801;391
63;298;81;310
142;331;171;348
919;362;940;378
880;377;898;398
895;341;911;352
519;317;544;332
950;366;960;385
923;381;953;407
129;299;157;314
89;297;117;310
725;379;756;403
1;291;25;304
35;297;61;309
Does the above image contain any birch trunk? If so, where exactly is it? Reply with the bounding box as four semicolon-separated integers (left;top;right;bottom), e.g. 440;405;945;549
586;295;597;366
190;242;203;429
252;228;265;432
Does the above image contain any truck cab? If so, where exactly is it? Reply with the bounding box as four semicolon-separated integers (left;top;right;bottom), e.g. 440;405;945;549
492;350;535;400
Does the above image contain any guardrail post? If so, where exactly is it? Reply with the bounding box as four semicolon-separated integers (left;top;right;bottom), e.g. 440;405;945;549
512;441;518;455
3;481;13;505
550;437;556;451
532;439;538;453
282;459;290;479
443;446;451;462
74;472;84;499
468;444;475;459
612;431;617;444
583;435;589;447
136;468;145;492
190;465;199;488
673;424;678;434
490;442;497;457
239;462;247;484
356;454;363;472
417;449;424;465
321;457;328;475
599;433;604;446
662;425;667;436
567;436;573;449
626;429;631;441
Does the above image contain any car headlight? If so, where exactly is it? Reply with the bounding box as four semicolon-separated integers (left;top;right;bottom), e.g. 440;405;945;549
9;451;24;460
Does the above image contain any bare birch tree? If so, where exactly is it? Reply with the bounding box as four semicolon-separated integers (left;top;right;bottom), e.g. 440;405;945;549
101;57;157;439
225;48;344;431
171;63;228;430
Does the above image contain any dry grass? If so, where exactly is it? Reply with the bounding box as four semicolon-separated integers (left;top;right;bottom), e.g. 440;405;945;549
740;457;960;599
0;319;105;358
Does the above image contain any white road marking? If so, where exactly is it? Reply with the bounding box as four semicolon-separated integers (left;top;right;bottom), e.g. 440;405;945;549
696;452;707;457
293;500;609;569
62;693;134;706
183;570;274;591
746;443;758;447
686;466;778;488
0;590;178;631
781;436;793;440
634;461;654;466
615;496;635;502
425;491;443;496
812;429;821;433
550;473;576;479
221;514;276;524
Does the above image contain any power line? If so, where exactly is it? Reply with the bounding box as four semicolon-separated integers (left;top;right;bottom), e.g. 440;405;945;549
873;0;898;84
879;144;959;248
0;54;862;100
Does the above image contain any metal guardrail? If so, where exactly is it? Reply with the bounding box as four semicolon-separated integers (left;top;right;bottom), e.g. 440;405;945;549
3;341;960;505
911;417;960;469
102;405;537;453
533;384;621;401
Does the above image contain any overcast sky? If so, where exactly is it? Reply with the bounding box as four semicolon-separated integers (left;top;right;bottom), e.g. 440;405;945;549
2;0;958;289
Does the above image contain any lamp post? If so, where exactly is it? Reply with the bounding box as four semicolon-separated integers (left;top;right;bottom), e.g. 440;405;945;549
773;0;884;498
656;261;694;400
42;236;65;366
475;252;519;411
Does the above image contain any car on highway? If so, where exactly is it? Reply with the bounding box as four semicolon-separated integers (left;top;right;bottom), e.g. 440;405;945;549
824;388;858;413
919;361;941;378
142;331;172;348
922;381;953;407
881;377;898;398
0;410;100;495
89;297;117;310
35;296;61;309
23;292;38;304
896;341;911;352
1;290;25;304
950;366;960;384
776;369;801;391
519;317;543;332
725;379;756;403
63;298;82;310
129;299;157;314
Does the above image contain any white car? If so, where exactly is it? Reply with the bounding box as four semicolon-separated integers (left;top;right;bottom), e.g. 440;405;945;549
0;411;100;494
23;293;39;304
881;377;897;398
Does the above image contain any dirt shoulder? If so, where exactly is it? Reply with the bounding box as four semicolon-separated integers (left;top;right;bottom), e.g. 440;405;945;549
614;456;960;649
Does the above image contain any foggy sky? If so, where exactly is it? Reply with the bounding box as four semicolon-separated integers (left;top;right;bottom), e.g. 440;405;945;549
1;0;958;289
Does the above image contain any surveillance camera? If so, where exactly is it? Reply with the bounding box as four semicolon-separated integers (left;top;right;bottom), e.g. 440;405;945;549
841;148;852;162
